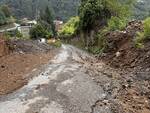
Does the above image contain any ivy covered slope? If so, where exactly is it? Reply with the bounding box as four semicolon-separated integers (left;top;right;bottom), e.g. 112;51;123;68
0;0;80;21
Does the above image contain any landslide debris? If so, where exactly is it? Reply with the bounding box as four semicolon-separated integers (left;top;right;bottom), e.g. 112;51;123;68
99;20;150;72
81;20;150;113
0;39;57;95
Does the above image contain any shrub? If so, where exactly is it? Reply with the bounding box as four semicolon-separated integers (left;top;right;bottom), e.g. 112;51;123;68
135;17;150;47
30;24;52;39
107;17;127;31
135;32;145;48
53;40;62;48
3;30;23;39
143;17;150;38
0;10;6;25
59;16;79;38
16;30;23;38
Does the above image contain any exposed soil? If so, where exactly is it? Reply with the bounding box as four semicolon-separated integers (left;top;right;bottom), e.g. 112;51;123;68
0;38;10;57
94;20;150;113
0;39;57;95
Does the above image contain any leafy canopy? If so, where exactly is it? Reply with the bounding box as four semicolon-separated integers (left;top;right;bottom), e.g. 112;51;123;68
30;6;55;39
79;0;133;32
0;5;12;25
59;16;79;38
134;17;150;48
39;6;56;36
30;24;52;39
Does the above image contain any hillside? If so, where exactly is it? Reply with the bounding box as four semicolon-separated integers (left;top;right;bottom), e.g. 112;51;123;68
133;0;150;19
0;0;80;21
0;0;150;21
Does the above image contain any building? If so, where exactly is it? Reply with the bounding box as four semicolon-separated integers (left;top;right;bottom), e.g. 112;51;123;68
19;18;37;38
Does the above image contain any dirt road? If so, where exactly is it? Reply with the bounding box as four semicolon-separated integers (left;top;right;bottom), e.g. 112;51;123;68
0;45;110;113
0;44;149;113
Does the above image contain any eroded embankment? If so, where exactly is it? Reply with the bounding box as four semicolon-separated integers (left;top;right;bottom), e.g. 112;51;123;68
0;39;57;95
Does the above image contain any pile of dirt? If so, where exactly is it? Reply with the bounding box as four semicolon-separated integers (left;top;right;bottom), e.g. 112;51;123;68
0;39;57;95
100;20;150;72
9;39;54;53
95;20;150;113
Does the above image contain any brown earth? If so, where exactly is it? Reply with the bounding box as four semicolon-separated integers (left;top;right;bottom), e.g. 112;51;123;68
81;58;150;113
0;36;10;57
96;20;150;113
0;39;57;95
99;20;150;73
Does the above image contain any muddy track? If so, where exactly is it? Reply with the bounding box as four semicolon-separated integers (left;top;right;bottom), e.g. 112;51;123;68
0;44;149;113
0;45;114;113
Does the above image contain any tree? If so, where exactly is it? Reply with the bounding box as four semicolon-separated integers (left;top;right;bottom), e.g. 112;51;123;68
0;9;6;25
1;5;11;17
29;24;52;39
1;0;80;21
59;16;79;38
79;0;133;32
78;0;134;47
39;6;56;36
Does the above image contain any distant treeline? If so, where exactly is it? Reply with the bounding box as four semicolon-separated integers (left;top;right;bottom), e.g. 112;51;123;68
0;0;80;21
0;5;14;25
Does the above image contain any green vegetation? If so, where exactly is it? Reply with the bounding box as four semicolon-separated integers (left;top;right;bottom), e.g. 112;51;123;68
15;30;23;38
107;17;127;31
59;17;79;38
143;17;150;38
0;0;80;21
79;0;132;32
135;17;150;48
0;5;13;25
3;29;23;39
30;6;55;39
1;0;149;21
74;0;134;54
30;24;52;39
39;6;56;37
133;0;150;20
57;0;135;54
52;40;62;48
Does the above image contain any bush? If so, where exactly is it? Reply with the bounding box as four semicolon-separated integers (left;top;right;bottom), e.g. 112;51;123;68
3;30;23;39
53;40;62;48
30;24;52;39
108;17;127;31
16;30;23;38
143;17;150;38
135;17;150;47
0;9;6;25
59;16;79;38
135;32;145;48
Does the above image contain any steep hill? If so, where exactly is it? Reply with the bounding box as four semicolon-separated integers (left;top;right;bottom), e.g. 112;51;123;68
0;0;149;21
0;0;80;21
133;0;150;19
